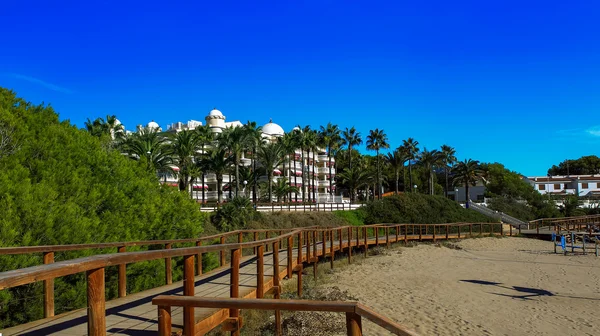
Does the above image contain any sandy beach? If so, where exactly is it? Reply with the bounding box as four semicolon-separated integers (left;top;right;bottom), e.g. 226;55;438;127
324;237;600;336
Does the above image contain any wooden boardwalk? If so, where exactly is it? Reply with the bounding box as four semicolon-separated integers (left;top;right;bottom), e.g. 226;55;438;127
1;225;496;336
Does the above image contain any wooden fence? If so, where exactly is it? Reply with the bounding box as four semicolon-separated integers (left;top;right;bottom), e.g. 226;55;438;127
0;222;506;335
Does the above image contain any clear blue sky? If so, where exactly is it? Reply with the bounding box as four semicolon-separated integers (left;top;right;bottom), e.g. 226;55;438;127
1;0;599;176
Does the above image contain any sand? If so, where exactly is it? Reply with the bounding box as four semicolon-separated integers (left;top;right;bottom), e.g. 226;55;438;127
323;237;600;336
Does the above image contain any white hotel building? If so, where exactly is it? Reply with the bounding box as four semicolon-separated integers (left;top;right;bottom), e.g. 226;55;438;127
141;109;338;203
524;175;600;197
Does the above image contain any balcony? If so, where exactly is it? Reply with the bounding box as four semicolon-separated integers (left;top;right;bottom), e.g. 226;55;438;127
318;167;336;175
318;154;334;162
319;180;331;186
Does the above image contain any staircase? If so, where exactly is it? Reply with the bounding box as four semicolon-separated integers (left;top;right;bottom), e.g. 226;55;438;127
466;202;529;229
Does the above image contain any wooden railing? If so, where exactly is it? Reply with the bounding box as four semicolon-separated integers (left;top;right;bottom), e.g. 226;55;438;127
0;222;505;335
527;214;600;234
151;296;418;336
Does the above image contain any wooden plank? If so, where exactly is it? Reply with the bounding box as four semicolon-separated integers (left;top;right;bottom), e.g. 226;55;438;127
257;245;264;298
117;246;126;298
157;305;172;336
164;243;172;285
230;248;241;336
355;304;418;336
152;296;357;312
196;241;203;276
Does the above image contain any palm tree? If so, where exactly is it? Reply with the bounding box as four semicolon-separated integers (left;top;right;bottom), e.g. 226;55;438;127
258;142;285;204
418;148;441;195
170;130;201;193
341;127;362;170
366;128;390;200
220;126;249;197
440;144;457;198
305;129;319;202
273;177;300;203
280;132;298;202
452;159;484;208
244;121;264;203
122;127;173;175
319;123;342;199
196;125;214;203
84;115;125;141
338;165;372;202
385;147;408;195
199;148;233;208
401;138;419;192
290;128;303;202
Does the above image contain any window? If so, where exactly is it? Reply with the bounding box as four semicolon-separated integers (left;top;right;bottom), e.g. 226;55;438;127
582;183;589;189
538;184;545;190
554;184;561;189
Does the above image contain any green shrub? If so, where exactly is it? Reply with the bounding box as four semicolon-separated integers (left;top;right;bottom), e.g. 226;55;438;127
332;210;365;226
360;194;494;224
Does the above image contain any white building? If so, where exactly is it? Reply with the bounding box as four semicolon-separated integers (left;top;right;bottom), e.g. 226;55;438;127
524;175;600;197
144;109;338;203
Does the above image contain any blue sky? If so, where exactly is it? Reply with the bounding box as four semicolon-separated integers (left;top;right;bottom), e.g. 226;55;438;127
1;0;599;176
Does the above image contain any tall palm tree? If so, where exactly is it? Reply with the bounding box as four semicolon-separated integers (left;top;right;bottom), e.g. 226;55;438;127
418;148;441;195
401;138;419;192
280;132;298;202
122;127;173;175
220;126;248;197
341;127;362;170
199;148;233;208
244;121;264;203
366;128;390;200
319;123;342;198
196;125;214;203
170;130;201;193
338;165;372;202
385;147;408;195
440;144;457;198
304;129;319;202
290;128;303;202
452;159;484;208
258;142;285;204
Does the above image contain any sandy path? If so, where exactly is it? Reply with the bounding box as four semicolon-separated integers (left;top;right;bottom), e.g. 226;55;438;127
324;237;600;336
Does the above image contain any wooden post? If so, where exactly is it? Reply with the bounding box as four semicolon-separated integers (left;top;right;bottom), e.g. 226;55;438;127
355;226;359;248
469;224;473;237
348;227;352;263
306;231;311;261
165;243;172;285
510;224;513;236
266;231;270;252
458;225;461;238
322;230;327;257
43;251;55;318
395;225;399;243
183;254;195;336
404;224;408;244
273;241;281;336
297;233;303;296
330;230;335;269
312;231;317;279
257;245;264;298
345;312;363;336
196;241;203;276
158;305;172;336
386;227;390;248
254;232;259;254
87;267;106;336
287;236;293;279
419;225;422;241
375;227;379;246
363;227;368;257
432;225;436;243
230;248;241;336
339;228;343;255
446;225;449;240
238;232;243;244
117;246;127;298
220;237;226;267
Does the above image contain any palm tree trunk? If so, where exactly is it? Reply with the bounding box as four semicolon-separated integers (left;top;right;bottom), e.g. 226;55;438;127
306;149;311;202
235;154;240;198
268;173;273;204
409;160;413;192
228;172;232;200
312;151;317;202
253;145;257;203
395;170;399;195
328;146;333;200
348;146;352;170
217;176;223;209
376;149;380;200
444;166;449;198
301;149;306;203
294;152;298;202
465;182;469;208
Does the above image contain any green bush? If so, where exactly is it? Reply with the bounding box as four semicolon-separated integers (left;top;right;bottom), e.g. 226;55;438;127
487;197;536;221
0;88;207;328
360;194;494;224
333;210;365;226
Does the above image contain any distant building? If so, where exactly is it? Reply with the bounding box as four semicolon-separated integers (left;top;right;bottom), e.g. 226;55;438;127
135;109;338;203
524;175;600;197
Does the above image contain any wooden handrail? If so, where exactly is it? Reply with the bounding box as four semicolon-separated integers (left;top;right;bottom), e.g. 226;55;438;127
151;296;418;336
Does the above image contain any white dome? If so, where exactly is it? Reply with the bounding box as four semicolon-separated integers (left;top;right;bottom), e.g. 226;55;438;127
208;108;223;117
262;119;284;136
147;121;159;129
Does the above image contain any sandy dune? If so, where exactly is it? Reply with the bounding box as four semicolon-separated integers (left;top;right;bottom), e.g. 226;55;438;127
325;237;600;336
